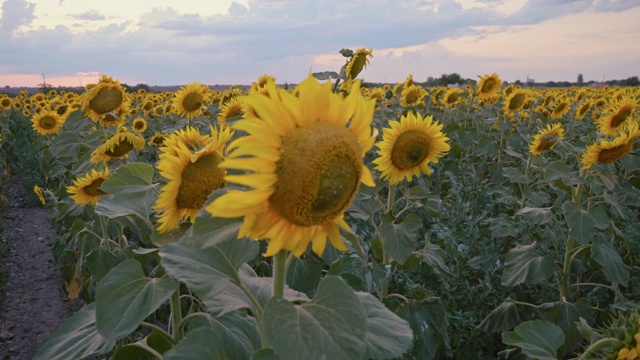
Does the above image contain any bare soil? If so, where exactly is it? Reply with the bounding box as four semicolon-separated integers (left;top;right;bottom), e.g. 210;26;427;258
0;179;77;360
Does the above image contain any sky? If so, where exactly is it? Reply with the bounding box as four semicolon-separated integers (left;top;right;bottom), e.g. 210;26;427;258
0;0;639;87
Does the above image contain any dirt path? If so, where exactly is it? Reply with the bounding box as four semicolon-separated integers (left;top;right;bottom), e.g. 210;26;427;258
0;180;73;360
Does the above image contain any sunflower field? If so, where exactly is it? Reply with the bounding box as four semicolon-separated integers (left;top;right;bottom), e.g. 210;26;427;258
0;48;639;359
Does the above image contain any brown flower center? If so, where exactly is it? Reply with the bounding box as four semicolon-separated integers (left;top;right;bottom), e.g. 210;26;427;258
391;130;431;170
182;92;203;112
84;179;108;197
39;115;58;130
597;142;633;164
176;153;226;209
89;87;123;114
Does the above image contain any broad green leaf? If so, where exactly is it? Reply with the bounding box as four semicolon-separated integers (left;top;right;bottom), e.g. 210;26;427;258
99;162;156;195
94;189;157;228
591;237;629;286
536;300;581;355
252;349;281;360
396;299;450;360
544;160;572;181
422;241;451;276
189;312;262;360
327;253;369;292
33;303;115;360
96;260;177;342
502;167;532;184
514;207;554;225
595;166;616;190
264;276;367;360
502;320;565;360
287;255;323;297
160;239;260;312
501;242;555;287
478;299;521;333
183;188;244;248
163;328;226;360
563;202;596;245
380;213;421;264
356;292;413;359
85;247;133;283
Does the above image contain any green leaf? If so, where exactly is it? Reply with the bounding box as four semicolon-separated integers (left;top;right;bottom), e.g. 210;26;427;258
312;71;341;80
252;349;281;360
163;327;226;360
183;215;243;249
591;237;629;286
396;299;450;360
503;167;532;184
85;247;133;283
502;320;565;360
33;303;115;360
478;299;521;333
563;201;596;245
501;242;555;287
544;160;572;181
264;276;367;360
380;213;421;264
189;311;262;360
356;292;413;359
99;162;156;195
286;255;323;297
514;207;554;225
536;300;581;355
96;260;177;342
159;239;260;312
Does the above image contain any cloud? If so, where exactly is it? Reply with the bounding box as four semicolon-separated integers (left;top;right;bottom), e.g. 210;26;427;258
67;9;106;21
0;0;36;34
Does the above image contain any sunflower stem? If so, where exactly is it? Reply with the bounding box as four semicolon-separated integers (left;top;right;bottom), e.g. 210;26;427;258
98;215;111;251
170;287;183;342
272;250;287;299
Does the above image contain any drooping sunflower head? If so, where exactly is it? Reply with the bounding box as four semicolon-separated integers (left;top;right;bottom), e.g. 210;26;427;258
250;74;277;93
31;111;65;135
575;100;592;120
344;48;373;80
131;117;148;133
476;73;502;100
67;168;111;206
581;120;640;169
99;110;127;128
172;83;211;120
217;98;245;126
90;126;145;163
206;74;378;258
442;88;465;108
82;75;129;122
373;112;451;185
503;89;529;114
153;125;234;233
596;97;638;136
550;98;572;119
34;185;46;205
401;84;427;108
528;123;565;156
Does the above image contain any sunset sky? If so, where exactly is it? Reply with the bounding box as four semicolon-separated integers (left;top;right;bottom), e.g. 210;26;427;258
1;0;639;87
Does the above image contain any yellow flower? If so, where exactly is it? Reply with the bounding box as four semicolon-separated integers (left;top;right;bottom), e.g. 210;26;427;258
131;117;148;133
148;131;165;147
217;98;244;126
67;168;110;206
581;121;640;169
597;97;638;136
344;48;373;80
550;98;572;119
206;74;377;257
401;85;427;108
442;88;464;108
34;185;46;205
153;126;233;233
476;73;502;100
373;112;450;184
31;111;65;135
575;100;592;120
529;123;564;155
503;89;529;114
82;75;129;122
172;83;211;120
90;126;145;163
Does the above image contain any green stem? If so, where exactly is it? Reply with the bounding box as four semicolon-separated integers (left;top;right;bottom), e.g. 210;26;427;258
141;321;175;345
560;235;574;300
236;280;264;319
272;251;287;299
578;337;618;360
98;215;111;251
170;288;183;342
386;184;396;214
568;282;615;291
178;312;213;333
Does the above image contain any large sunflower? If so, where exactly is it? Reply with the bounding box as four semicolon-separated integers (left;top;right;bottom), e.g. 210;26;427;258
67;168;111;206
596;97;637;136
344;48;373;80
206;75;377;257
373;112;450;184
90;126;145;163
82;75;129;122
172;83;211;120
153;126;233;233
529;123;565;156
503;89;529;114
581;121;640;169
31;111;65;135
476;73;502;100
401;85;427;108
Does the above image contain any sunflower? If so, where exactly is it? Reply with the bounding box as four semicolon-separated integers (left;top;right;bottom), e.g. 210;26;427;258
206;74;377;257
596;97;638;136
550;99;572;119
153;126;233;233
217;98;244;126
99;110;127;128
90;126;145;163
529;123;565;155
575;101;592;120
373;112;450;185
250;74;276;93
67;168;111;206
344;48;373;80
131;117;148;133
476;73;502;100
148;131;165;146
34;185;46;205
0;96;12;110
503;89;528;114
82;75;129;122
160;126;211;157
31;111;65;135
367;87;385;102
401;85;427;108
442;88;464;108
581;121;640;169
172;83;211;120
